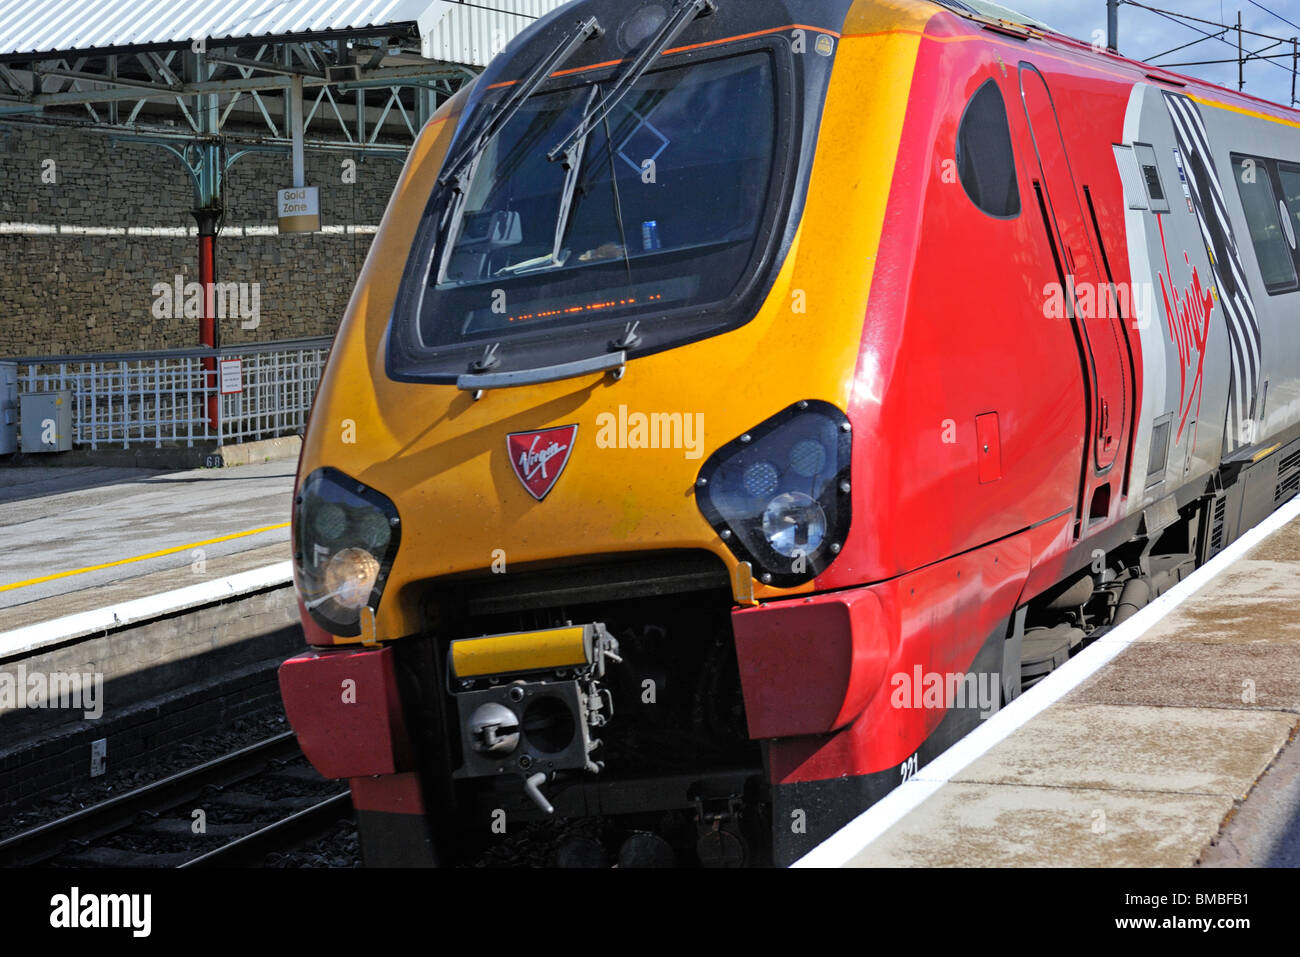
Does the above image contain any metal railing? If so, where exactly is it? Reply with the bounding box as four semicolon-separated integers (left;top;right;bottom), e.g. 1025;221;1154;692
11;337;332;450
217;341;331;446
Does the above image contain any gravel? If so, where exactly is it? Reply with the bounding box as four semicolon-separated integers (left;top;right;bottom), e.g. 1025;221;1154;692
3;706;362;868
262;819;361;868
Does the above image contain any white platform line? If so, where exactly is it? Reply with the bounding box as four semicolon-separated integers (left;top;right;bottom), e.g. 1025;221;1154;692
793;495;1300;868
0;562;294;661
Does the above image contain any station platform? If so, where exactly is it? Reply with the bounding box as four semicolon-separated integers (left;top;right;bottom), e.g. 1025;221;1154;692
0;460;301;806
0;461;296;628
797;499;1300;868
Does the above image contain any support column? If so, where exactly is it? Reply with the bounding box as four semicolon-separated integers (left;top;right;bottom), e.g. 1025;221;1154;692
1238;13;1245;91
291;75;305;189
192;203;221;433
1292;38;1297;107
193;210;220;352
189;50;223;432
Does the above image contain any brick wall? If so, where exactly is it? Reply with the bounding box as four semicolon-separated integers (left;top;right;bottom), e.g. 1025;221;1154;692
0;125;406;357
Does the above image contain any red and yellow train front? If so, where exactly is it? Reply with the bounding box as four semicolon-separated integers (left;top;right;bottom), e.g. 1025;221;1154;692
277;0;1095;866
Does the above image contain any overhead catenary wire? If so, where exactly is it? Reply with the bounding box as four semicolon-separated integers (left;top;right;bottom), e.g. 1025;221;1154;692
1243;0;1300;36
1123;0;1287;40
1146;27;1230;62
1238;0;1300;107
1119;0;1299;97
1160;33;1288;66
1158;50;1297;67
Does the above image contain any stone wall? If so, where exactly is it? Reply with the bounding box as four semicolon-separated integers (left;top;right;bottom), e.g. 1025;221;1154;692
0;125;406;357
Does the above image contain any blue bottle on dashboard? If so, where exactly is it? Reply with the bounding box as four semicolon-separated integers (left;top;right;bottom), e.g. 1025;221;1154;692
641;220;661;252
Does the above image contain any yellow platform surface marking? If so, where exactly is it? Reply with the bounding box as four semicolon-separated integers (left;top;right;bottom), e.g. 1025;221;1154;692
0;522;291;593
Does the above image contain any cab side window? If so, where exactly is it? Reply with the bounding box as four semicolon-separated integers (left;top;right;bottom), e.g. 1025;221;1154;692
1277;161;1300;255
956;79;1021;219
1231;153;1299;295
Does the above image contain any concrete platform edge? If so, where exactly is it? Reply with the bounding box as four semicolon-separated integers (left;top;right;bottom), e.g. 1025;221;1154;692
793;493;1300;868
1;434;302;470
0;561;293;660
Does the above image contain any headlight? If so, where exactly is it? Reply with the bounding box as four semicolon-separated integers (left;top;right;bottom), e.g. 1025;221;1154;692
294;468;401;637
695;401;851;587
323;548;381;610
762;492;827;557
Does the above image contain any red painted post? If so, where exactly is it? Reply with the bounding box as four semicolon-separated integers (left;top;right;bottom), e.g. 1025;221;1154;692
194;211;221;432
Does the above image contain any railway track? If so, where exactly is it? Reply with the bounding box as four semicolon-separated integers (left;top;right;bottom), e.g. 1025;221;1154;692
0;732;352;868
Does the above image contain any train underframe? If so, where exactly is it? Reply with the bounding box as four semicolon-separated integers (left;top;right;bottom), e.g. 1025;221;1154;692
395;555;768;867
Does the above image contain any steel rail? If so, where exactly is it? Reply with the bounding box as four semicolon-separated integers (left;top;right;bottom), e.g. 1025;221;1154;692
179;791;352;867
0;732;301;867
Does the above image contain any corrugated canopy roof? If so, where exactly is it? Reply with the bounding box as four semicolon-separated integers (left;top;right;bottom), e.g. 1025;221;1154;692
0;0;565;62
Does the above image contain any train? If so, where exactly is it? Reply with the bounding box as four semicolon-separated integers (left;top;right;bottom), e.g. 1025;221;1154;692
276;0;1300;866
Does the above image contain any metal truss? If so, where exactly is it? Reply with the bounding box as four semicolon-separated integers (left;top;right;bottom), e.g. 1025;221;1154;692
0;30;477;216
0;31;476;158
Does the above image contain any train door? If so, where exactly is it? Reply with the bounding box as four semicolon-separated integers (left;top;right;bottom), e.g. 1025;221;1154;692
1018;62;1134;532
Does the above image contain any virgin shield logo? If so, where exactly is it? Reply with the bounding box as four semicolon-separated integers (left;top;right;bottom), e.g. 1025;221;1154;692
507;425;578;501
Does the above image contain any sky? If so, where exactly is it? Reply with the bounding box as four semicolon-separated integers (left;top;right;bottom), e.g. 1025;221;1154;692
1008;0;1300;107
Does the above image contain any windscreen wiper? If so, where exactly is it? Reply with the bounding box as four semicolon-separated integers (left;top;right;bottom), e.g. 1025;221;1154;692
439;15;604;192
458;351;628;393
546;0;716;166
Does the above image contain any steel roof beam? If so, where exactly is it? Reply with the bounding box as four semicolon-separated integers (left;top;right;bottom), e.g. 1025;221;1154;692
23;62;466;106
0;111;418;154
0;63;29;98
203;53;323;79
33;66;180;94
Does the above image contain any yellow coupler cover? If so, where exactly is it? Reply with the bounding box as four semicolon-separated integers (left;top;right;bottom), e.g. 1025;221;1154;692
450;625;592;679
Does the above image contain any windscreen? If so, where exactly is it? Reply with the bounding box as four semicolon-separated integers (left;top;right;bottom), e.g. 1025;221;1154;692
414;51;778;349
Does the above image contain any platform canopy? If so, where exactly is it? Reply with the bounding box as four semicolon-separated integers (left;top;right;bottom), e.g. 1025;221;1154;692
0;0;569;67
0;0;569;159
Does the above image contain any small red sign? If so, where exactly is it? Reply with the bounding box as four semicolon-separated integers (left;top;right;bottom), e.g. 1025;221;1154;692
507;425;578;501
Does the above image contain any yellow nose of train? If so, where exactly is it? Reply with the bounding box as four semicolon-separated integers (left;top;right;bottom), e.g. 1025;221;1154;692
292;17;917;645
282;0;947;871
301;269;863;642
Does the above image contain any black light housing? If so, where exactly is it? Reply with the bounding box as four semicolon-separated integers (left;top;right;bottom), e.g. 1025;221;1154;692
294;467;402;637
694;400;852;588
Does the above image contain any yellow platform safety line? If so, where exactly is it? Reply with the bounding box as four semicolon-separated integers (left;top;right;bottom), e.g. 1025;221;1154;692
0;522;292;593
452;625;591;679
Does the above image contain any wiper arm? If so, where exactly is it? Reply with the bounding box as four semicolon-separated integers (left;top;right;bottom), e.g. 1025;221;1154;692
478;84;598;283
497;250;572;276
439;15;604;191
546;0;716;166
458;351;627;393
548;84;601;261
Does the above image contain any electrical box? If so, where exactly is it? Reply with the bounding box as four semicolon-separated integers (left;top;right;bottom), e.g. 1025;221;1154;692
20;391;73;453
0;363;16;456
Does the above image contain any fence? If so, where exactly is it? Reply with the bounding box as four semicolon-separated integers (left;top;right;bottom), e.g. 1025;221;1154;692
10;337;332;450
